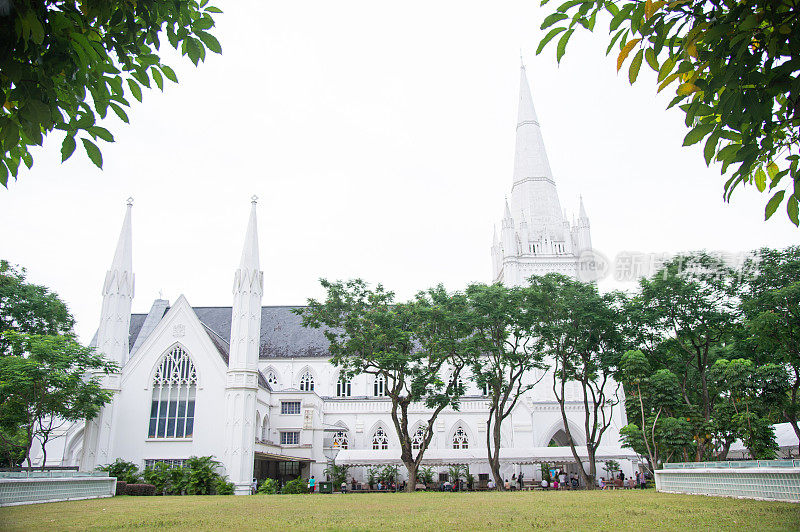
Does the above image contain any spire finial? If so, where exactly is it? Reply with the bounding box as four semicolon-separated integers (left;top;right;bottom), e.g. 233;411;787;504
520;51;525;70
126;197;133;207
251;195;258;205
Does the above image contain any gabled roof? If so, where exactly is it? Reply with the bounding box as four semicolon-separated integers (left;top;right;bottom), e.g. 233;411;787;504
127;304;331;360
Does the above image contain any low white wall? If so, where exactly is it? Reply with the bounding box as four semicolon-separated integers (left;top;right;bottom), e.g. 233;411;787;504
655;467;800;503
0;476;116;507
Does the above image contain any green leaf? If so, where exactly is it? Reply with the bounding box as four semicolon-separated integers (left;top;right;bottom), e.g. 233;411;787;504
556;0;585;13
767;162;779;180
81;138;103;169
152;67;164;91
205;6;223;13
716;144;740;164
0;160;8;187
683;123;715;147
556;29;575;63
787;194;799;226
754;167;766;192
628;49;643;84
109;102;129;123
541;12;569;29
61;135;76;162
160;65;178;83
196;30;222;54
537;27;567;55
765;190;785;220
644;48;659;71
21;151;33;170
89;126;114;143
127;79;142;102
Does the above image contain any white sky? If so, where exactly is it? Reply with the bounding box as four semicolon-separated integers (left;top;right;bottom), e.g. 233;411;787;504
1;0;797;343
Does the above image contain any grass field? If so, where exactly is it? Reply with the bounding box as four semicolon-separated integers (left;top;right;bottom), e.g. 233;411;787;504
1;490;798;531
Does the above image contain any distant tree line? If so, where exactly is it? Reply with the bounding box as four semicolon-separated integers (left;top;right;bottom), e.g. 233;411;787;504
299;246;800;490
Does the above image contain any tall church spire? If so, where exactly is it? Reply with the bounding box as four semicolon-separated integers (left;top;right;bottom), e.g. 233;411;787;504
80;199;134;471
493;62;592;285
98;198;134;366
239;195;260;271
510;62;564;231
224;196;264;495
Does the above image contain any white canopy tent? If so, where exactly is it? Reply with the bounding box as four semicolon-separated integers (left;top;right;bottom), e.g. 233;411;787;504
335;446;638;467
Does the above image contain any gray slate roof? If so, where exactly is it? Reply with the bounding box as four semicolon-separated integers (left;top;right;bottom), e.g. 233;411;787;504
128;304;331;360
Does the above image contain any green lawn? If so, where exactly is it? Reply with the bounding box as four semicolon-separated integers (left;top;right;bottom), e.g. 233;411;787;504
1;490;798;531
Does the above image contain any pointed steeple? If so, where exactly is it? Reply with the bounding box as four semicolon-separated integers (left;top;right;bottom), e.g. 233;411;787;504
492;225;499;246
110;198;133;277
510;62;565;233
579;195;588;220
239;195;260;270
512;63;554;190
503;197;512;220
225;196;265;494
98;198;135;364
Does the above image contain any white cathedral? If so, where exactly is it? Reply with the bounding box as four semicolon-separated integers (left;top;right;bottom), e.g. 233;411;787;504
31;65;636;494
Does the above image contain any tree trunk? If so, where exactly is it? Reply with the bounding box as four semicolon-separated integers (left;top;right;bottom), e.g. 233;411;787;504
487;412;504;490
403;461;417;493
40;437;48;471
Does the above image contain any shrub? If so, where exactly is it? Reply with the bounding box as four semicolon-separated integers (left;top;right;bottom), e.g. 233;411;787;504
417;466;434;484
97;458;141;484
280;478;307;494
213;477;235;495
114;481;127;496
257;478;279;494
143;461;188;495
125;483;156;496
183;456;224;495
323;464;349;487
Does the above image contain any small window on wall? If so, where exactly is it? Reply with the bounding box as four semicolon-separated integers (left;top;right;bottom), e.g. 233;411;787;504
452;426;469;449
299;371;314;392
336;378;351;398
280;431;300;445
144;459;185;469
374;375;386;397
281;401;301;415
372;427;389;450
332;431;349;449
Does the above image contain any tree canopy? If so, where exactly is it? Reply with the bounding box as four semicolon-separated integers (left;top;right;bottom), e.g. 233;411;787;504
0;259;117;468
0;0;222;185
298;279;475;492
538;0;800;226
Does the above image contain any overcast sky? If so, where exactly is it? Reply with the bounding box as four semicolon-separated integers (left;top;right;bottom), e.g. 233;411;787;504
1;0;797;343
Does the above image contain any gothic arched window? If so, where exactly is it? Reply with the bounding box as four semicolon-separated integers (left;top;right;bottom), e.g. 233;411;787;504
261;416;269;441
372;427;389;450
411;426;426;450
332;431;349;449
299;371;314;392
374;375;386;397
265;370;279;389
336;377;351;398
452;426;469;449
148;346;197;439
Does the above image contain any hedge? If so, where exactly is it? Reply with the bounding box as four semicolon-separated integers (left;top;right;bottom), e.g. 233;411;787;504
125;483;157;496
115;480;127;496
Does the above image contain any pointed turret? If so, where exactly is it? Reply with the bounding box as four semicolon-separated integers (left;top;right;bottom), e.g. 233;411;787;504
97;198;135;366
80;198;134;471
224;196;264;495
575;195;592;253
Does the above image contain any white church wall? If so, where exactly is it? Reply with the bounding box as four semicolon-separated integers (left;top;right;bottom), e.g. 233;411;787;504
109;297;229;470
